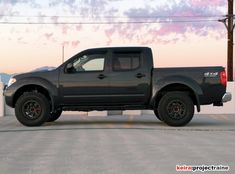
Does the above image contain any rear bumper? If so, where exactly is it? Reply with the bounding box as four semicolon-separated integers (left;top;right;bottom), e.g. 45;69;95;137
222;92;232;103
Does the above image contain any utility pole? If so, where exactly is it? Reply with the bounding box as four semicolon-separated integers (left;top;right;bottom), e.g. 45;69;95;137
62;45;64;63
219;0;234;81
227;0;234;81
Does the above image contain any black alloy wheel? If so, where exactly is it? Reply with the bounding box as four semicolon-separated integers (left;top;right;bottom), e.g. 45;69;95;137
15;92;50;126
158;92;194;126
22;100;42;120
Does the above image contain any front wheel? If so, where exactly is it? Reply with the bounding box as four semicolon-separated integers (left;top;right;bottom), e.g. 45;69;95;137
15;92;50;126
158;92;194;127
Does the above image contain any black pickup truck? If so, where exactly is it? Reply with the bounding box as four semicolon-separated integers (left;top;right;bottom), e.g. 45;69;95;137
4;47;231;127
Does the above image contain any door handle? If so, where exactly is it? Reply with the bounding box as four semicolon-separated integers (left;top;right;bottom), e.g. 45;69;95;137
136;73;145;78
97;74;106;79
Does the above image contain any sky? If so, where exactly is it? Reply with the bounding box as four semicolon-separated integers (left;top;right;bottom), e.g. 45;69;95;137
0;0;232;74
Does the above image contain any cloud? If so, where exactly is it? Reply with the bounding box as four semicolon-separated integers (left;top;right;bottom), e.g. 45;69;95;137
49;0;76;6
50;16;59;24
104;0;226;45
44;33;53;40
0;0;26;5
71;40;80;48
0;0;41;10
0;0;116;46
0;0;227;46
76;24;82;31
62;41;70;46
62;25;70;34
191;0;225;6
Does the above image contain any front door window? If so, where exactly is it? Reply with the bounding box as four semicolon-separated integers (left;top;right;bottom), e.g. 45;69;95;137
67;54;105;73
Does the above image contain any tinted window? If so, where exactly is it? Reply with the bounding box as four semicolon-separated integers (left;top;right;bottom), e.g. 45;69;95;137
67;54;105;73
113;53;140;71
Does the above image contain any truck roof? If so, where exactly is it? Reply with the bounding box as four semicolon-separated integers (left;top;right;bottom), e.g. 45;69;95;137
82;46;151;52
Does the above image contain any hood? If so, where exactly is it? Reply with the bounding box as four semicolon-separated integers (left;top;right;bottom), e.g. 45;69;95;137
13;67;58;81
31;66;56;72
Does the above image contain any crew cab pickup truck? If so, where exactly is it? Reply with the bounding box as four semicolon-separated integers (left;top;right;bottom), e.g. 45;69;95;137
4;47;231;127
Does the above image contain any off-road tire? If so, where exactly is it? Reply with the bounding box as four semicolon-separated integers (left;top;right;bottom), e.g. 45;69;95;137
15;92;50;126
154;109;163;121
158;92;194;127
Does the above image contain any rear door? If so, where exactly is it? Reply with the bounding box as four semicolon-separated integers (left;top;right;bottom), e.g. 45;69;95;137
107;50;151;105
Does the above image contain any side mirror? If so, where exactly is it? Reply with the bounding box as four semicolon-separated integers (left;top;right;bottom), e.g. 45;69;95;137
67;63;73;69
65;63;74;73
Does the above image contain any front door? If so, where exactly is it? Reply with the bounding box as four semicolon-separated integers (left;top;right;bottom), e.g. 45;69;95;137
59;51;109;105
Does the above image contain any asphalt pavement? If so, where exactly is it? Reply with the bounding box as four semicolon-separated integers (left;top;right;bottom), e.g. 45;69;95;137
0;114;234;174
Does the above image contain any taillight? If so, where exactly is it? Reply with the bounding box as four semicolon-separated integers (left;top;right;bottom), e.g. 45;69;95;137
220;70;227;87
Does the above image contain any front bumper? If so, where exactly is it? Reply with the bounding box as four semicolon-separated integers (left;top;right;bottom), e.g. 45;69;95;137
222;92;232;103
3;88;15;108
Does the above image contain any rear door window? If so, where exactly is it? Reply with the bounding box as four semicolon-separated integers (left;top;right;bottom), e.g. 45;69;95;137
112;53;140;71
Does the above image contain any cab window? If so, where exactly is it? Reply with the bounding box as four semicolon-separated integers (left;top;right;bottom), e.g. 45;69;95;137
113;53;140;71
66;54;105;73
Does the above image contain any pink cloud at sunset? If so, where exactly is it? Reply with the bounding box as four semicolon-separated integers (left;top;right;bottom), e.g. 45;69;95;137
71;40;80;47
191;0;225;6
0;0;227;45
44;33;53;40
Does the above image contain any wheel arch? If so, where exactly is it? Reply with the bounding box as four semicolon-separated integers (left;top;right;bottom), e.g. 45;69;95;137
152;78;203;112
12;78;59;111
13;84;51;107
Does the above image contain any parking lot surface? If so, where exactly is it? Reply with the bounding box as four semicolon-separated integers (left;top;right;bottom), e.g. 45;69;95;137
0;114;234;174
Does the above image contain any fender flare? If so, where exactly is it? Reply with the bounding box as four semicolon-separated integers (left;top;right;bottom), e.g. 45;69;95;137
12;77;59;110
151;76;203;112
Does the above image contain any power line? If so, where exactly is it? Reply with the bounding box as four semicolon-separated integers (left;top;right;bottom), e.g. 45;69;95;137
0;14;222;25
0;14;224;18
0;19;219;25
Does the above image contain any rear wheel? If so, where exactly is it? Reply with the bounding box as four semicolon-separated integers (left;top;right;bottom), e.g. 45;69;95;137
158;92;194;127
15;92;50;126
47;109;62;122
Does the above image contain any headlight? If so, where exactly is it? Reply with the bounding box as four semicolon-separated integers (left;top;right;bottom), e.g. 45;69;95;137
7;78;16;87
